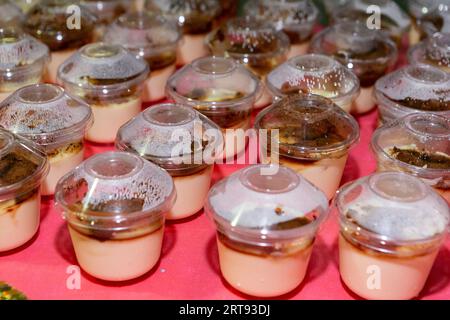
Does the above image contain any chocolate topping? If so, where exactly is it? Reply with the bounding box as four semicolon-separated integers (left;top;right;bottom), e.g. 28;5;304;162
392;97;450;112
0;151;38;186
389;146;450;170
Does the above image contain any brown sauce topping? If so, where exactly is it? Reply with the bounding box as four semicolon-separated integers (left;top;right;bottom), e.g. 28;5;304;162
47;141;83;159
389;146;450;169
145;52;176;70
0;152;38;186
392;97;450;112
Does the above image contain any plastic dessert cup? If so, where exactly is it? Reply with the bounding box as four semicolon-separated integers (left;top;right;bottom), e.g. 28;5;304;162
335;172;450;300
415;3;450;39
372;113;450;204
166;56;261;159
407;0;440;45
58;43;149;144
116;103;223;220
0;27;49;103
375;64;450;124
145;0;221;66
310;21;398;114
255;94;359;200
55;151;176;281
0;84;92;196
206;16;290;109
408;32;450;73
267;54;360;113
243;0;318;59
23;0;95;83
104;12;181;102
0;0;23;26
205;164;329;297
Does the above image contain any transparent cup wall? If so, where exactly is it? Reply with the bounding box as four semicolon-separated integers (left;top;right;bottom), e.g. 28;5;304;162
408;32;450;73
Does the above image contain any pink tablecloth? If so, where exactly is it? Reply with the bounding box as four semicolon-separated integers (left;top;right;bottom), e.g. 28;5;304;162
1;108;449;300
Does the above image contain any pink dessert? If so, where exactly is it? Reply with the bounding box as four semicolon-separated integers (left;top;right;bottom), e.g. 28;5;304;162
205;164;329;297
58;43;149;144
116;103;223;220
336;172;449;300
55;151;176;281
0;84;92;195
0;129;49;252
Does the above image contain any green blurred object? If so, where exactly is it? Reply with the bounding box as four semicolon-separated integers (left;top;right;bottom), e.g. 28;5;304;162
0;282;27;300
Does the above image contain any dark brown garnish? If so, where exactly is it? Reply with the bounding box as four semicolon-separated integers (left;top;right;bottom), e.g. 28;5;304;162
47;141;83;159
389;147;450;169
0;152;38;186
145;52;176;70
269;216;311;230
392;97;450;112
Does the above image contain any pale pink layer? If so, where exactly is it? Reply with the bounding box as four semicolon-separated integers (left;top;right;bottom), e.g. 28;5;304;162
48;49;77;84
287;42;310;59
352;86;375;114
176;34;209;66
143;64;176;102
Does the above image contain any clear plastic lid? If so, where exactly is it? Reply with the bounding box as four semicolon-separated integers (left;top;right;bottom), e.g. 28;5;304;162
408;32;450;72
0;84;93;149
145;0;221;34
408;0;440;19
0;128;49;201
417;2;450;36
55;151;176;238
57;43;149;94
309;21;398;87
103;12;181;70
116;103;223;176
81;0;127;24
206;164;329;245
375;64;450;118
372;113;450;189
0;0;23;25
267;54;360;106
254;94;360;160
336;172;449;254
243;0;318;44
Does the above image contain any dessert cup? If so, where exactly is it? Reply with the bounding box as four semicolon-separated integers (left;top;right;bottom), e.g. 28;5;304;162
255;94;360;200
416;3;450;39
23;0;95;83
104;12;181;102
206;16;290;109
55;151;176;281
145;0;221;66
58;43;149;144
166;57;261;159
267;54;360;113
372;113;450;204
408;32;450;73
205;164;329;297
335;172;449;300
310;21;398;114
0;0;23;26
0;27;49;103
15;0;40;13
0;129;49;252
375;64;450;124
116;103;223;220
407;0;440;45
0;84;92;195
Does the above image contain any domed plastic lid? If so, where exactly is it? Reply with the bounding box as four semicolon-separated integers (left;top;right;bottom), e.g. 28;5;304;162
0;84;93;148
145;0;221;34
116;103;222;176
206;164;328;242
23;0;95;51
408;0;439;18
267;54;360;105
254;94;360;160
0;0;23;25
81;0;126;24
417;2;450;35
336;172;449;244
375;64;450;114
58;43;149;92
372;113;450;188
0;128;49;200
310;21;398;87
409;32;450;72
103;12;181;70
55;151;176;236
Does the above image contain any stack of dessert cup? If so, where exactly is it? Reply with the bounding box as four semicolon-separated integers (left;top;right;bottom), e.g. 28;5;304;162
0;26;49;103
375;64;450;125
23;0;96;83
371;112;450;204
57;43;149;144
254;94;360;200
266;54;360;113
166;56;261;159
310;21;398;114
0;128;49;252
205;164;329;297
103;12;182;103
145;0;221;67
243;0;318;59
55;151;176;281
408;32;450;73
116;103;223;220
0;83;92;196
407;0;441;45
335;171;449;300
206;16;290;109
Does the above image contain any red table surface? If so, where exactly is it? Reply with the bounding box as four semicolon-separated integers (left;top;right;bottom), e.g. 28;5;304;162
1;107;449;300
